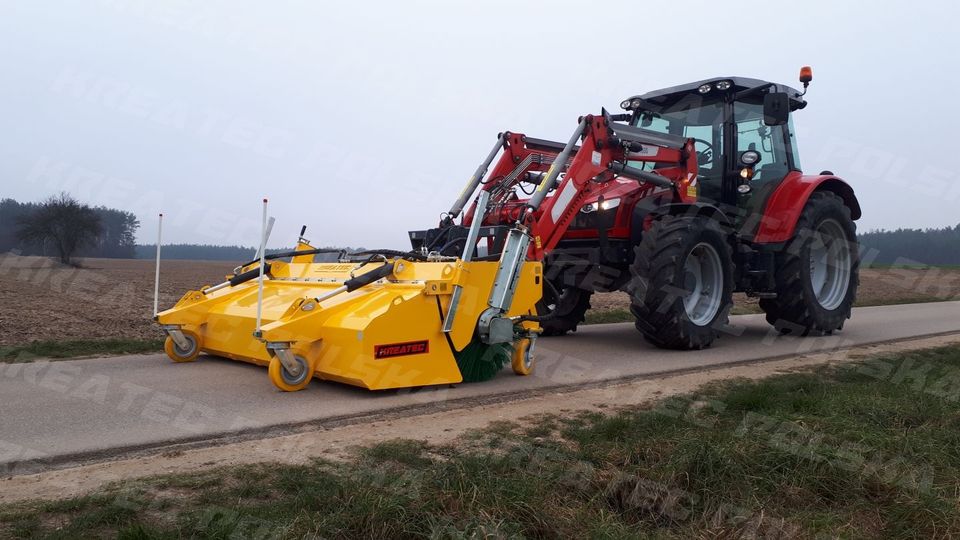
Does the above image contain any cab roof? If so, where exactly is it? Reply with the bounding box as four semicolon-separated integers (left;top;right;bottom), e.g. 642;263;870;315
624;76;806;109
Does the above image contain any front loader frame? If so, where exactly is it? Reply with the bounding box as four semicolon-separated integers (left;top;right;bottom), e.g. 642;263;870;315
440;111;701;348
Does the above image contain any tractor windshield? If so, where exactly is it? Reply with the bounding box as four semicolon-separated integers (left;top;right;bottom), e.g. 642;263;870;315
631;96;725;200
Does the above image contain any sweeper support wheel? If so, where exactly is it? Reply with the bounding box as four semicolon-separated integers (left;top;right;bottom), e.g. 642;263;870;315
163;329;200;363
511;338;535;376
268;353;315;392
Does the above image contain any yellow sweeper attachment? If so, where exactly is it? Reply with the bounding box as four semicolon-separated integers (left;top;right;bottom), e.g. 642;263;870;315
155;203;542;392
155;119;605;392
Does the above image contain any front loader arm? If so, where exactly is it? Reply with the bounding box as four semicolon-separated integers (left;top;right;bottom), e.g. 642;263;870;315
531;116;615;258
429;112;699;347
525;113;699;260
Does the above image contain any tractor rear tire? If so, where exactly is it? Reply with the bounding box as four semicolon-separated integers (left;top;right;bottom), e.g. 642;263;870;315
759;191;859;335
536;284;592;336
629;215;734;350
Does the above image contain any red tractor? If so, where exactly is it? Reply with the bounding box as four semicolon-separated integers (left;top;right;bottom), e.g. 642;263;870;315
412;67;860;350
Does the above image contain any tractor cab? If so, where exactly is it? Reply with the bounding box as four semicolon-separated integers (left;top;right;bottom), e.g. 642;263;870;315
619;76;808;213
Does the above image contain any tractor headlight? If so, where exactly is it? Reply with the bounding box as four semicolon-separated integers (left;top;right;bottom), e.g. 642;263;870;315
715;80;732;91
698;83;712;94
620;99;633;110
600;197;621;211
740;150;761;166
581;198;620;213
631;98;642;109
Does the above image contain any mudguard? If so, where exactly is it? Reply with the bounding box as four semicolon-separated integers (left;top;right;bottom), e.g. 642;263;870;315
752;172;861;244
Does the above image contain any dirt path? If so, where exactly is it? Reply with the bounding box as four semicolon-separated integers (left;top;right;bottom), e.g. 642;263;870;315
3;333;956;505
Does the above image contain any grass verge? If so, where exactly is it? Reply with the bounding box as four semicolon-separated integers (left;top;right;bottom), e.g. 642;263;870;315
584;304;759;325
0;338;164;363
583;308;633;325
4;345;960;538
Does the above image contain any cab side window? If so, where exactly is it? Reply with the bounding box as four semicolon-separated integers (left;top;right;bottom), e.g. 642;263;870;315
683;122;723;200
734;102;789;184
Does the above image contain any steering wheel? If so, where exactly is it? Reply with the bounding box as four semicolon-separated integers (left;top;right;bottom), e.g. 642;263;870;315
692;138;714;166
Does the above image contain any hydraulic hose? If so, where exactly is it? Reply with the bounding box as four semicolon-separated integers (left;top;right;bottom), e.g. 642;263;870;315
238;248;343;268
228;263;273;287
606;162;674;189
347;249;429;262
437;236;467;254
343;262;396;292
425;226;452;251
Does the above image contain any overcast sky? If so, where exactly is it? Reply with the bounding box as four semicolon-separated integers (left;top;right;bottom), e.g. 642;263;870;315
1;0;958;249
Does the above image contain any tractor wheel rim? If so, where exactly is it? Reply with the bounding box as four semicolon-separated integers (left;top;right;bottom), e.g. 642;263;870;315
809;218;851;310
682;242;723;326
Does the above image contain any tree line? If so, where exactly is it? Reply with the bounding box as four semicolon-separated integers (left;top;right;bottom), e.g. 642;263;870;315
1;195;139;263
2;195;357;264
858;225;960;266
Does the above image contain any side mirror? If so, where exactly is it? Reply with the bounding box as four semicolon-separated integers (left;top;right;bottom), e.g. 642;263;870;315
763;92;789;126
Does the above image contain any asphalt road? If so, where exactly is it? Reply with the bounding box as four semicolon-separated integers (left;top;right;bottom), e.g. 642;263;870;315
2;301;959;473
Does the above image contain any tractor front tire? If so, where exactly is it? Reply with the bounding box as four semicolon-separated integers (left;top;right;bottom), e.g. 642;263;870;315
536;284;592;336
629;215;734;350
759;191;859;335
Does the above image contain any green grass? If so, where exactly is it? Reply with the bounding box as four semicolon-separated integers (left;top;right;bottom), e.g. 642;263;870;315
4;345;960;538
0;338;163;362
584;304;760;325
583;308;634;325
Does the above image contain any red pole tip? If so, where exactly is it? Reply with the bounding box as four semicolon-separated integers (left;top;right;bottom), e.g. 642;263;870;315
263;198;268;203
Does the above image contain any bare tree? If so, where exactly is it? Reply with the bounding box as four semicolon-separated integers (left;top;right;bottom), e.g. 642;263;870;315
16;193;102;265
